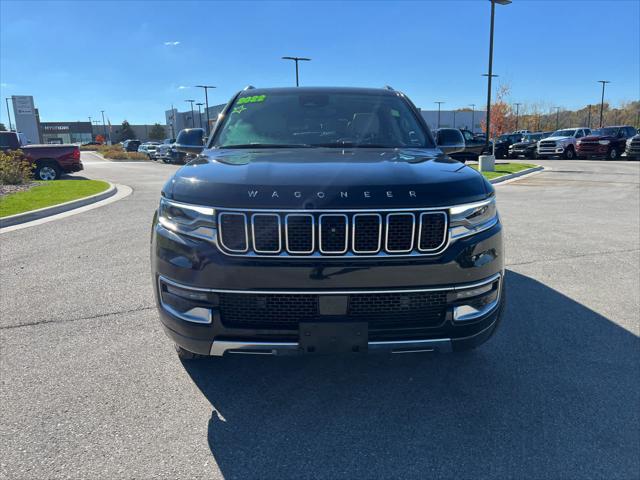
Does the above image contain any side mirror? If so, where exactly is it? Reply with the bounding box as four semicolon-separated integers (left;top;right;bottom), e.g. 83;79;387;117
175;128;205;155
435;129;465;155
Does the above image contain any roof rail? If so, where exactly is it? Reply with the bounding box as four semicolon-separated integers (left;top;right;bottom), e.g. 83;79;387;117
243;85;256;90
384;85;395;91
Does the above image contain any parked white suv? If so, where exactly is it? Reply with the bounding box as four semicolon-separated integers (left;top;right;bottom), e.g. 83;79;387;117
537;128;591;159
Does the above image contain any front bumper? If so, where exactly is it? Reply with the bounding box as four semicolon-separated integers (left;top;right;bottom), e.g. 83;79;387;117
577;145;609;157
537;146;565;156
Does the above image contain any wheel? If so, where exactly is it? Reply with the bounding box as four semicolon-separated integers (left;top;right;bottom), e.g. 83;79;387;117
531;151;539;160
34;162;61;180
607;148;618;160
161;157;171;164
174;344;207;360
563;147;575;160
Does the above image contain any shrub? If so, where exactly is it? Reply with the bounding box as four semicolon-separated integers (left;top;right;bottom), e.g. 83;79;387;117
0;150;34;185
102;149;148;161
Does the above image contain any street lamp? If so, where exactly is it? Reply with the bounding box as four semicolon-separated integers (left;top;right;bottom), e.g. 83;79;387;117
554;107;561;130
434;101;445;128
282;56;311;87
513;102;522;131
597;80;611;128
5;97;13;131
185;99;195;128
483;0;511;152
195;85;216;136
587;104;592;129
195;103;204;129
100;110;108;144
469;104;476;133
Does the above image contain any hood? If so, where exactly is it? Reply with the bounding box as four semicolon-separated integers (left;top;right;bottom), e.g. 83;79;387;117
511;140;536;148
579;134;615;142
543;136;572;142
165;147;491;209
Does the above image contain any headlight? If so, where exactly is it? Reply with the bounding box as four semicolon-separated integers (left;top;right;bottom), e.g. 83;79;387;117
158;197;216;240
449;198;499;240
598;140;610;145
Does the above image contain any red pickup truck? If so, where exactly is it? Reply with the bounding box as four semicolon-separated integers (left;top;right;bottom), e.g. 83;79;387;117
0;131;84;180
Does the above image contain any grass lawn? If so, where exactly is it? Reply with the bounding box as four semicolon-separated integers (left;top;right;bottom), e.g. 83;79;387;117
0;180;110;218
470;162;538;180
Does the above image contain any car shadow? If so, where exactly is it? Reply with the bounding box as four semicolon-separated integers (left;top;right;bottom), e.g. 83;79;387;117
182;270;639;479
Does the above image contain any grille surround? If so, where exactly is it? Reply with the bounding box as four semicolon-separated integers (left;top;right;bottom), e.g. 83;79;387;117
216;208;450;258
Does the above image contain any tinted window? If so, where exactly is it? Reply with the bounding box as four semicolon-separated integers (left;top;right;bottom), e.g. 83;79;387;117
626;127;637;137
214;91;431;148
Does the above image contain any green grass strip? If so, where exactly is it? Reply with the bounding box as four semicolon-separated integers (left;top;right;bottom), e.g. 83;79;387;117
469;162;538;180
0;180;110;218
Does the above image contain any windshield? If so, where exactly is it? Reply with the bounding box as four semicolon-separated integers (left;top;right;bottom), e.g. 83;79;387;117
551;129;577;137
213;91;432;148
590;128;619;136
523;134;542;141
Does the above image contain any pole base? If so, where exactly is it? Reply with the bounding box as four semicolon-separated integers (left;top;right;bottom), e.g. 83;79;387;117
479;155;496;172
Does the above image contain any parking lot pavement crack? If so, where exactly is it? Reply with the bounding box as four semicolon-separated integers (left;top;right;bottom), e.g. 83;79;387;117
506;248;640;268
0;305;156;330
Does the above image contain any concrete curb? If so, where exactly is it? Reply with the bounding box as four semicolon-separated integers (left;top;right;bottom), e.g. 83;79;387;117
0;182;117;228
490;165;545;185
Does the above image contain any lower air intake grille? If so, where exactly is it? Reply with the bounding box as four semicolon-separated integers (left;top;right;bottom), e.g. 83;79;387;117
218;291;447;330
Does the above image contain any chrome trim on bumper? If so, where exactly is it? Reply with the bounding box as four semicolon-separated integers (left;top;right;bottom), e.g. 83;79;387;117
209;338;453;356
158;272;502;295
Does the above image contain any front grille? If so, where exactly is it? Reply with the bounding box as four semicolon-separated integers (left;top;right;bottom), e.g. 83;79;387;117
219;291;447;330
539;141;556;148
217;209;448;257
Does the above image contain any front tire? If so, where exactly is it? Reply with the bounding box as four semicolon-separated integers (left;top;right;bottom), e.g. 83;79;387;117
34;162;61;181
607;148;618;160
563;146;575;160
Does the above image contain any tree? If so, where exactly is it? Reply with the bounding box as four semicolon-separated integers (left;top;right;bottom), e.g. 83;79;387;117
148;123;166;141
119;120;136;141
481;84;513;139
0;122;6;131
95;134;105;144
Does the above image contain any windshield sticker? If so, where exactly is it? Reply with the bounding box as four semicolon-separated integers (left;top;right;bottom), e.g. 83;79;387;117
232;105;247;115
237;95;267;105
391;109;400;117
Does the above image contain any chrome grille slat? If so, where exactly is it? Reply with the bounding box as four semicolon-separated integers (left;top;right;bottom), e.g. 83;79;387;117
385;213;415;253
251;214;281;253
217;209;448;257
319;214;348;254
218;213;249;252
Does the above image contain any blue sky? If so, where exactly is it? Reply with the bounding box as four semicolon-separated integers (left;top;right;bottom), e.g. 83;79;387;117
1;0;638;125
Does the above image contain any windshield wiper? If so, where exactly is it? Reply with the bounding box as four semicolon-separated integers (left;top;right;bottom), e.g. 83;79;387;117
218;143;313;149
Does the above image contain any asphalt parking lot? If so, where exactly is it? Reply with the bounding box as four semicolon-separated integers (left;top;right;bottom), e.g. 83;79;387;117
1;153;638;479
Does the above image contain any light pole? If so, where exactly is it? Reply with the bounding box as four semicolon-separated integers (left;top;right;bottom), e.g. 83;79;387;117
587;104;592;129
483;0;511;152
5;97;13;130
100;110;108;144
185;100;195;128
514;102;522;131
282;56;311;87
554;107;561;130
597;80;610;128
469;104;476;133
195;85;215;136
453;110;457;128
195;103;204;128
434;101;445;128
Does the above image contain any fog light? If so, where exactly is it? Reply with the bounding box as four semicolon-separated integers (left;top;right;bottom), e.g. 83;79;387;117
452;283;492;300
166;284;209;301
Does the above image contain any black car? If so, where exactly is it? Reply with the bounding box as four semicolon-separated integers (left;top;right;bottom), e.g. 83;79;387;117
493;133;524;159
508;132;552;159
122;139;141;152
151;87;504;360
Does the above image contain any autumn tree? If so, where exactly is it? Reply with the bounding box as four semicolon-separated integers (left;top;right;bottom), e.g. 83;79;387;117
481;84;513;138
